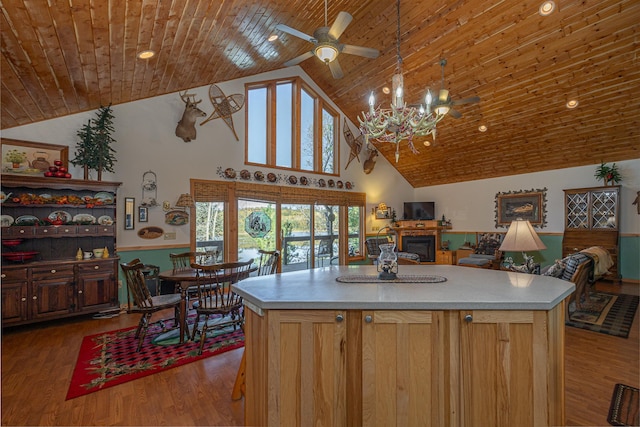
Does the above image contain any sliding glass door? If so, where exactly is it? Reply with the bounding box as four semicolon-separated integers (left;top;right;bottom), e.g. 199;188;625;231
237;199;276;264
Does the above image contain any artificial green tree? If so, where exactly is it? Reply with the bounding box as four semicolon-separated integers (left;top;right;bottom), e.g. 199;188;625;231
71;105;117;180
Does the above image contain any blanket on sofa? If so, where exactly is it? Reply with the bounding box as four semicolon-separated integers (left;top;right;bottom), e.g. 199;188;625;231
580;246;614;277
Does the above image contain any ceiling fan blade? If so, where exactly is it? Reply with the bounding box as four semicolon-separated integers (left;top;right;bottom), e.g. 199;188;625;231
283;51;315;67
275;24;315;43
328;59;344;79
328;11;353;39
452;96;480;105
448;109;462;119
341;44;380;58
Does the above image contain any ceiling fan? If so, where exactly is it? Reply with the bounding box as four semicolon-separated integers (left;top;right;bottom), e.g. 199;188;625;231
430;59;480;119
275;0;380;79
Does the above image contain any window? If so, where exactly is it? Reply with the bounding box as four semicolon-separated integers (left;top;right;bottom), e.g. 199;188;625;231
192;179;365;267
246;78;339;174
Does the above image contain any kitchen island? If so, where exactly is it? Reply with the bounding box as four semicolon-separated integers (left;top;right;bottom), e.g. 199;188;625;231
232;264;575;427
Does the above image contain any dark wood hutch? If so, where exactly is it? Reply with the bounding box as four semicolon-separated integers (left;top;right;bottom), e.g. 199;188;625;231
1;175;121;326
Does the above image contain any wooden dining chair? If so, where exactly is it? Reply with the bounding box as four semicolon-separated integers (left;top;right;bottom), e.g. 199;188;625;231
170;252;197;271
256;249;280;276
189;259;254;355
120;259;182;352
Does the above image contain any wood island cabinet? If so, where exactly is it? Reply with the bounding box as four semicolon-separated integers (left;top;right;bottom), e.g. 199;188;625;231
245;304;564;427
1;175;121;326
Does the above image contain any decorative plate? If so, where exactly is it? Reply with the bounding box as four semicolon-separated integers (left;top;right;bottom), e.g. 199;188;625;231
336;180;343;189
318;179;326;187
98;215;114;225
288;175;298;185
15;215;40;225
73;213;96;224
138;226;164;239
254;171;264;181
224;168;237;179
240;169;251;180
1;214;14;227
94;192;114;204
48;211;72;223
0;191;9;203
165;210;189;226
2;251;39;262
328;179;335;188
345;181;353;190
267;172;277;183
300;176;308;186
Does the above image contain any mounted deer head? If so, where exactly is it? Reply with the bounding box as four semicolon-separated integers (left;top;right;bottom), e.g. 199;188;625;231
363;146;378;174
175;91;206;142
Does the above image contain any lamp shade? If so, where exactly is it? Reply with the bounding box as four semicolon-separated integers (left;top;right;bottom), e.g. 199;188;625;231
175;193;195;208
499;219;547;252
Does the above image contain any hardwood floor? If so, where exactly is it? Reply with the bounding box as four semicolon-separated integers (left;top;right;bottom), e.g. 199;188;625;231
2;281;638;426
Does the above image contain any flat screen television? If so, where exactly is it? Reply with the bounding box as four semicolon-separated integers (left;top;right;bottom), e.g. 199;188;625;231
403;202;435;220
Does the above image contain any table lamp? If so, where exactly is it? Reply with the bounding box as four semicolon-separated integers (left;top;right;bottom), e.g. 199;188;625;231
499;218;546;273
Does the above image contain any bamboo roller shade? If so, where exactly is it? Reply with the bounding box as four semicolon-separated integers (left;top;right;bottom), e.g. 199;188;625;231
192;179;366;206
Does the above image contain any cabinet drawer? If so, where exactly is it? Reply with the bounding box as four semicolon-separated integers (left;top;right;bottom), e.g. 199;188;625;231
76;225;98;235
1;268;28;282
34;226;58;237
6;226;33;237
57;225;76;235
78;260;115;274
32;266;74;280
97;224;115;235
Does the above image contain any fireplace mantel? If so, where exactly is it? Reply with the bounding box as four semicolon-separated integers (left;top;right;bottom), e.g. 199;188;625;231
392;220;451;263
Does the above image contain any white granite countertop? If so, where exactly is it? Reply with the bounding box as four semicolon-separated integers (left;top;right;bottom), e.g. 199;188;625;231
232;265;575;311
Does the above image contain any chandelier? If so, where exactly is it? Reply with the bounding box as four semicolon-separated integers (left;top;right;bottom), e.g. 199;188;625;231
358;0;447;162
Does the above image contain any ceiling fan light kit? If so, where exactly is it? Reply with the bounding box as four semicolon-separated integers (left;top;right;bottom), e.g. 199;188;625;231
276;0;379;79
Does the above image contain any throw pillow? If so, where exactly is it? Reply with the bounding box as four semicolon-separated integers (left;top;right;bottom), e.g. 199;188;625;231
543;259;566;278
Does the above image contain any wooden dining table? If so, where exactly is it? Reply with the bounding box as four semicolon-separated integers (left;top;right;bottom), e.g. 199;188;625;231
158;265;257;344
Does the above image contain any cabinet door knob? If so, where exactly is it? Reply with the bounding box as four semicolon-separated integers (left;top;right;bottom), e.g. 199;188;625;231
335;314;344;322
21;297;26;302
19;229;25;234
94;265;100;270
464;314;473;323
32;296;37;300
78;290;83;294
51;269;56;273
364;315;373;323
0;274;5;278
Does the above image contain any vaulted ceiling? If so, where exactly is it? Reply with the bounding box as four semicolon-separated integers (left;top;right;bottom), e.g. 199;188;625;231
1;0;638;187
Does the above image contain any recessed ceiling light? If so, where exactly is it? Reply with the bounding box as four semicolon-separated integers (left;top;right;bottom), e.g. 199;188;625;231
382;86;390;94
566;99;579;109
539;1;555;16
137;50;155;59
268;34;278;42
479;125;487;132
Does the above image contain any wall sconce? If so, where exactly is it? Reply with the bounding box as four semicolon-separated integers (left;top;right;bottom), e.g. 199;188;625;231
372;202;390;219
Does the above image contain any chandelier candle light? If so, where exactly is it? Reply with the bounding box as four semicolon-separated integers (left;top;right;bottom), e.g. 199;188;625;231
359;0;448;162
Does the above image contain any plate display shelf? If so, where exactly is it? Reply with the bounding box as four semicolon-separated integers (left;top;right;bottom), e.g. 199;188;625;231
1;175;121;262
1;175;122;327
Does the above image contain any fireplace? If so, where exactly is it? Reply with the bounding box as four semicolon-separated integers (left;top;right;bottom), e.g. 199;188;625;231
402;235;436;262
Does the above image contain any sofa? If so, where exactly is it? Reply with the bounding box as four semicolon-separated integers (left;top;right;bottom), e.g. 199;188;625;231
457;232;504;270
542;252;594;312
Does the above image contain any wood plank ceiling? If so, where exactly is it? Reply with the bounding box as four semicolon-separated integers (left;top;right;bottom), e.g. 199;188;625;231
1;0;638;187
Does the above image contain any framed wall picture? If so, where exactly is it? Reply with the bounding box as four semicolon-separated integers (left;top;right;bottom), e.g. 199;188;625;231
124;197;135;230
375;207;391;219
495;188;547;228
139;206;148;223
1;138;69;176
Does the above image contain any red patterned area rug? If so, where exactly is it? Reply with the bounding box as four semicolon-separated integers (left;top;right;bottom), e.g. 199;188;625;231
66;318;244;400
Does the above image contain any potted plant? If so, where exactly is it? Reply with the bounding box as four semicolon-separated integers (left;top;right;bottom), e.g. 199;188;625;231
595;162;622;186
4;149;27;168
